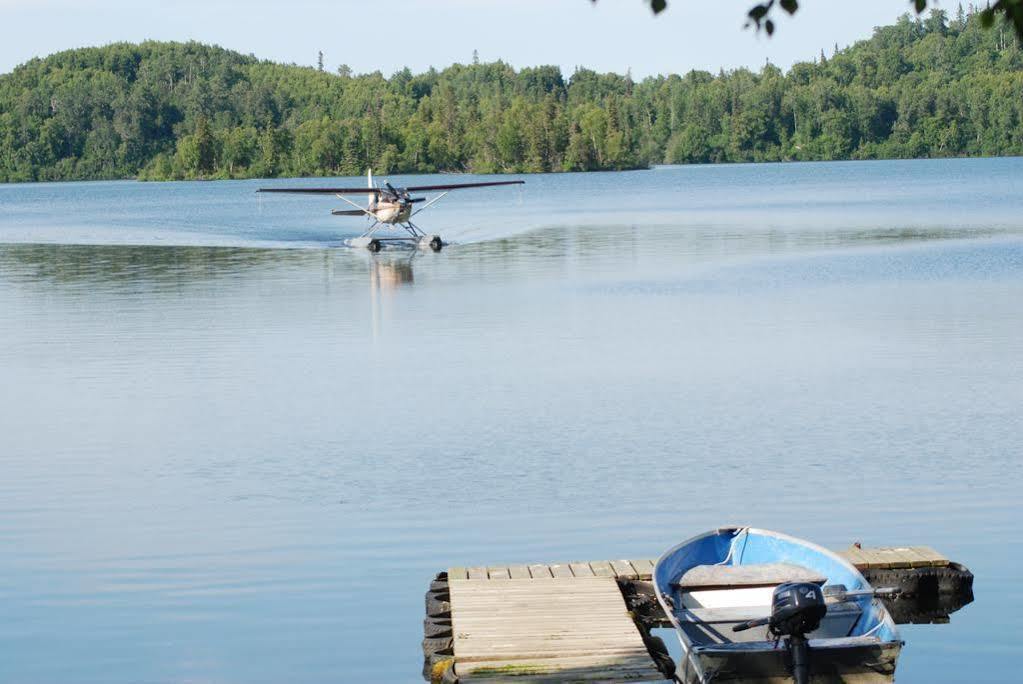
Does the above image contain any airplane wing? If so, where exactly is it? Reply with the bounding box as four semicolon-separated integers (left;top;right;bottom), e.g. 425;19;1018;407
404;180;524;192
257;180;523;194
258;187;380;194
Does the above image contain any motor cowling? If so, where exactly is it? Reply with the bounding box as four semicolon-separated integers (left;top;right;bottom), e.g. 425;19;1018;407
769;582;827;638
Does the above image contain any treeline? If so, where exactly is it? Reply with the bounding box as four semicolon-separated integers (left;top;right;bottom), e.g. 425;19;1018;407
0;7;1021;183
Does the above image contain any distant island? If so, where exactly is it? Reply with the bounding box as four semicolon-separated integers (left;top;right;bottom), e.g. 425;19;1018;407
0;8;1020;184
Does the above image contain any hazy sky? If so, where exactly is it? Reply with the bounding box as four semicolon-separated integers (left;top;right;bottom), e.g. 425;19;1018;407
1;0;919;77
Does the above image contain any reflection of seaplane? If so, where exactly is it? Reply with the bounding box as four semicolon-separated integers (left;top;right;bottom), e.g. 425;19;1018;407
370;252;415;290
366;252;418;340
258;170;523;252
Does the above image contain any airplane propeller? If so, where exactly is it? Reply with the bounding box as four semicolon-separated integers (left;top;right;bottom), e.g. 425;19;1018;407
380;181;428;206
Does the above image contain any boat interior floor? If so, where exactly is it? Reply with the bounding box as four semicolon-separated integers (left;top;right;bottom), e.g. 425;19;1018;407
669;562;863;645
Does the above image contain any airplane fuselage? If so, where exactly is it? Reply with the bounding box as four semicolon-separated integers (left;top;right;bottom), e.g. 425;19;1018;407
369;199;413;224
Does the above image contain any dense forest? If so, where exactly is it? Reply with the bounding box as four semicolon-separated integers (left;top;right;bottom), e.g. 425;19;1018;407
0;7;1020;183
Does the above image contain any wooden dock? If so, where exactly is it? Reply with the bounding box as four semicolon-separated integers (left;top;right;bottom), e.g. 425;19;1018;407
445;576;666;682
449;559;656;582
424;547;972;683
840;545;949;569
445;547;952;583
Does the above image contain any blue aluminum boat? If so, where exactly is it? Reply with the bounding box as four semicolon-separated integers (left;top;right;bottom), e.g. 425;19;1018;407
653;527;903;683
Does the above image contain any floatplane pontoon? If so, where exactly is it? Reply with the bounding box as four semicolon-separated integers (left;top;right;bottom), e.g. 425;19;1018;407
654;527;902;683
258;171;523;251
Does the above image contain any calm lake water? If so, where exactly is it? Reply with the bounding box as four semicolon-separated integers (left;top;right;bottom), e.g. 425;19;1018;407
1;158;1021;682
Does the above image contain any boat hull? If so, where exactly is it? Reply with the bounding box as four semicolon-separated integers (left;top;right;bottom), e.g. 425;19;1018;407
682;639;901;683
655;528;903;684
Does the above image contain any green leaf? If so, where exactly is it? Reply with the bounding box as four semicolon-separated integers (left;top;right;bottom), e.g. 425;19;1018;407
651;0;667;13
780;0;798;15
765;18;775;35
749;4;769;21
914;0;927;13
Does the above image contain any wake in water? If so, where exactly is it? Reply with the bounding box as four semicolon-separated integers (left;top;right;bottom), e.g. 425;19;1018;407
2;160;1021;251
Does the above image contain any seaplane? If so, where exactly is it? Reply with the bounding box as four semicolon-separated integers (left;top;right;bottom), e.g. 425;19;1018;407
258;171;524;251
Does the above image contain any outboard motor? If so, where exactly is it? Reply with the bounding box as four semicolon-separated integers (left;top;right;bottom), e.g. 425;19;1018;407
770;581;827;638
770;582;826;684
733;582;827;684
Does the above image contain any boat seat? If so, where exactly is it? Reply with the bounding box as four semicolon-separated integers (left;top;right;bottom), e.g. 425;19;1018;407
673;562;828;591
678;600;863;644
679;601;862;625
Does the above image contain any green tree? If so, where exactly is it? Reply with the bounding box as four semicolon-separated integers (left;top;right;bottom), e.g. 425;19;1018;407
0;16;1021;184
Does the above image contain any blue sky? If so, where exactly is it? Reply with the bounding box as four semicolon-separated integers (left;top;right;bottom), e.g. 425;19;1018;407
1;0;919;77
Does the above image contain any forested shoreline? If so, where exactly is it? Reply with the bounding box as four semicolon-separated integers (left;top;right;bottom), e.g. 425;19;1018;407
0;8;1020;183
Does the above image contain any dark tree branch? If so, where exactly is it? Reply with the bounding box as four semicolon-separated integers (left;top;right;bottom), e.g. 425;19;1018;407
592;0;1023;40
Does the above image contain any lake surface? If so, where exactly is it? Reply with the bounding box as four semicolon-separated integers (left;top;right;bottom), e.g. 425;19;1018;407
1;158;1021;682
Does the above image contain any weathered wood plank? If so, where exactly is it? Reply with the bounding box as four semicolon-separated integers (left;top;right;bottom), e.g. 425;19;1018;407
840;546;867;568
456;662;662;678
843;547;889;569
906;546;949;567
488;566;511;580
455;649;652;662
455;655;665;681
467;566;488;580
453;608;647;615
448;577;664;681
452;605;636;614
451;587;622;596
528;564;552;579
451;594;629;602
882;550;913;569
462;548;948;578
507;564;531;580
453;612;642;621
610;559;638;579
453;640;648;650
898;547;927;568
449;578;617;593
630;559;655;578
549;563;574;578
453;624;642;632
866;549;891;569
839;546;950;570
449;582;619;591
455;625;648;636
570;562;595;577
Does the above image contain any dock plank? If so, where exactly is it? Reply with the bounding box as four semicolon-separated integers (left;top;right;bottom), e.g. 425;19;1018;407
455;656;665;682
906;546;949;567
570;562;595;577
528;564;552;579
630;559;655;579
507;565;531;580
549;563;574;578
449;577;665;682
610;560;638;579
456;546;950;581
840;546;867;568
